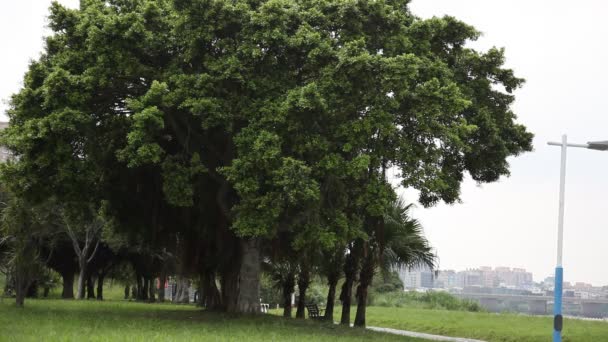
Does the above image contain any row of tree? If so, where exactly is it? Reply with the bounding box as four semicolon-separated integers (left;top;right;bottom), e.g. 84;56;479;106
0;0;532;328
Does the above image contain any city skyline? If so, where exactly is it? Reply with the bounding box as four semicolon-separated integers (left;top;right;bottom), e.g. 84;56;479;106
402;264;606;289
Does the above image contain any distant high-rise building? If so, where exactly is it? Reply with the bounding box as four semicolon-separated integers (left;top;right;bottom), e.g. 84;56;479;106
402;265;537;290
456;269;483;287
398;266;434;289
434;266;533;290
435;270;457;288
543;276;555;287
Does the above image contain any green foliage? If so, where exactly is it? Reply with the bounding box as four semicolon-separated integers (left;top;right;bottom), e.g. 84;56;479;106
306;281;329;306
1;0;533;316
37;269;61;293
381;199;436;274
370;291;482;312
260;272;282;307
3;0;532;232
161;154;206;207
372;271;404;293
0;196;56;304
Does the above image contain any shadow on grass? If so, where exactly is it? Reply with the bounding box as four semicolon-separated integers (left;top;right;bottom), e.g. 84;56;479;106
0;300;417;341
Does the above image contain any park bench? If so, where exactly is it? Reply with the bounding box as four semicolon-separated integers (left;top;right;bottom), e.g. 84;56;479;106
305;303;325;320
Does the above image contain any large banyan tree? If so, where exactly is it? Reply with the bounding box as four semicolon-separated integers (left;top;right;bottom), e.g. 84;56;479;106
1;0;531;314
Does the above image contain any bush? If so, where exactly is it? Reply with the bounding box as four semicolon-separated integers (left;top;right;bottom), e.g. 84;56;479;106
260;273;282;307
375;283;399;293
369;290;483;312
305;283;327;306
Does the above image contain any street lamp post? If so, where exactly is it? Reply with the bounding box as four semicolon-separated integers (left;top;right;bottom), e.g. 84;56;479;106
547;135;608;342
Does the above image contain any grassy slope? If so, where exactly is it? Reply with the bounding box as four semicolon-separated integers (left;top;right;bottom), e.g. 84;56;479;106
268;306;608;342
0;300;423;342
363;306;608;342
3;283;607;342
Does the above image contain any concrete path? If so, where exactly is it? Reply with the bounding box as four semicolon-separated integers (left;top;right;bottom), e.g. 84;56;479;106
366;326;487;342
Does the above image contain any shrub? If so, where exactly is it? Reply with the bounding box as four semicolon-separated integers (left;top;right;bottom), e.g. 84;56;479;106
369;290;484;312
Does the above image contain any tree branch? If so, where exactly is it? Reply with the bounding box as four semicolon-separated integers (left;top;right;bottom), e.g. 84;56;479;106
64;220;83;257
87;239;100;264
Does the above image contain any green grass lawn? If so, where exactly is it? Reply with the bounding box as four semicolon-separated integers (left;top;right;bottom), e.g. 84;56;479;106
268;306;608;342
362;306;608;342
0;299;424;342
2;297;607;342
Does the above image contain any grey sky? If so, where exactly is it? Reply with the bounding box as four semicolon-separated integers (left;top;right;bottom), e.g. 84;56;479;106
1;0;607;285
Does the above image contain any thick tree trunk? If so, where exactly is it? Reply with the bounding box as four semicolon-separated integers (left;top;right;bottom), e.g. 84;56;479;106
131;284;137;299
201;271;221;310
174;276;190;303
96;273;105;300
339;278;353;325
174;278;182;303
158;275;166;302
220;238;261;313
15;289;25;307
43;286;50;298
196;277;203;307
124;285;130;300
86;275;95;299
354;255;375;327
340;250;359;325
233;238;261;314
15;273;29;308
353;284;368;328
148;278;155;302
76;264;86;299
135;274;143;300
324;275;339;321
142;276;149;301
221;265;239;312
219;233;262;313
61;272;74;299
296;268;310;319
282;272;296;318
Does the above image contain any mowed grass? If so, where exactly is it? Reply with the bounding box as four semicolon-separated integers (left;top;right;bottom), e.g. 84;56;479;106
269;306;608;341
0;299;424;342
2;297;607;342
363;306;608;342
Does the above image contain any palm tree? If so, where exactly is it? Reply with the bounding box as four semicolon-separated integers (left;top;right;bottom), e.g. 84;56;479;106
381;198;435;276
353;198;436;327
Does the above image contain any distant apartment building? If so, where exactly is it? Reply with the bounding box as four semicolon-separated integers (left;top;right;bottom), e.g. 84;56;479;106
398;266;434;289
435;270;457;288
401;265;536;291
432;266;534;290
574;282;593;290
456;269;483;287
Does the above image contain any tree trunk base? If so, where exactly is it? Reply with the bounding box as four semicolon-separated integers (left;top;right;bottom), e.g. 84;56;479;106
61;272;75;299
324;279;338;321
235;239;261;314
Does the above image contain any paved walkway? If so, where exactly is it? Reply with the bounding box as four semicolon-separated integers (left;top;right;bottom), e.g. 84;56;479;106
366;326;487;342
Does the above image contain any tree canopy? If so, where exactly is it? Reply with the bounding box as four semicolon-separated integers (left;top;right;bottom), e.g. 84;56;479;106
1;0;532;319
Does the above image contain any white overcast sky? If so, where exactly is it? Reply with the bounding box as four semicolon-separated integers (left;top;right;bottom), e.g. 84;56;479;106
1;0;607;286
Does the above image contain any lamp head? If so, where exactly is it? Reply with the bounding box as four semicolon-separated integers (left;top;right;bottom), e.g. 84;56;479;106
587;141;608;151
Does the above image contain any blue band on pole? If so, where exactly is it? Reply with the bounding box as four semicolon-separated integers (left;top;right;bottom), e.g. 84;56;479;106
553;267;563;342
